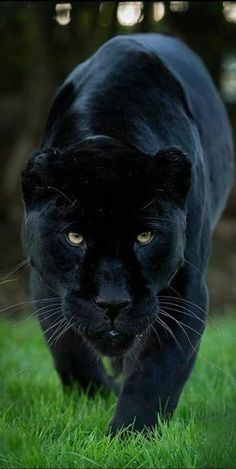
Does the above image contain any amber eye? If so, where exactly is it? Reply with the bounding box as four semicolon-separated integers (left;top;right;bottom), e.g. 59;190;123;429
67;232;84;246
136;231;153;245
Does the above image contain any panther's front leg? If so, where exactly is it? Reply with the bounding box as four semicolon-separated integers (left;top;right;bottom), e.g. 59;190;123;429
109;270;208;434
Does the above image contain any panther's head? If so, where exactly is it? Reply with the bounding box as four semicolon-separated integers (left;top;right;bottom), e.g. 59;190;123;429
21;136;191;356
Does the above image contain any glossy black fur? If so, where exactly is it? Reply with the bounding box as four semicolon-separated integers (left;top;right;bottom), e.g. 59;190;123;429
21;34;234;433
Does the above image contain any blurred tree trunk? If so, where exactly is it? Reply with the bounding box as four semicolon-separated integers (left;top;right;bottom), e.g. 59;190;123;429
91;2;117;51
1;3;56;221
141;2;153;32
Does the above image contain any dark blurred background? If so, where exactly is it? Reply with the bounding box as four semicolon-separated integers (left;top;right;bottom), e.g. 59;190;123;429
0;1;235;315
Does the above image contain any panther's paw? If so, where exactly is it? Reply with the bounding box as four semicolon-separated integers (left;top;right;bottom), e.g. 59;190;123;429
108;414;156;437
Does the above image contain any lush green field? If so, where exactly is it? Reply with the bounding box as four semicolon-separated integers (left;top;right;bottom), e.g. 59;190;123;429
0;315;235;468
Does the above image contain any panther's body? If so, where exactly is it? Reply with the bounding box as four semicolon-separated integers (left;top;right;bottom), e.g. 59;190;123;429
22;34;234;433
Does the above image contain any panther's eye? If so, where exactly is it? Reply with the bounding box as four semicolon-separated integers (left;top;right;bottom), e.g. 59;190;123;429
67;232;84;246
136;231;153;245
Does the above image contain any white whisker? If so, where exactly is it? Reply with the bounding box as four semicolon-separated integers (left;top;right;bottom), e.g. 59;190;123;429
157;313;184;355
1;258;30;280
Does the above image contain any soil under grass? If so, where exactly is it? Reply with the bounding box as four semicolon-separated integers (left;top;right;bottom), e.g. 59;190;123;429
0;315;235;468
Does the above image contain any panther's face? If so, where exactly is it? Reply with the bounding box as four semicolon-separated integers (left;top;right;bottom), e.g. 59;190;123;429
22;137;191;356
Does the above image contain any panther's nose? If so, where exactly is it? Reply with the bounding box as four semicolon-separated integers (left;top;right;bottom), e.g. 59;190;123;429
94;295;131;320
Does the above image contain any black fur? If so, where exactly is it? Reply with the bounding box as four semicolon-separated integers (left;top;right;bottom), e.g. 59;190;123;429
21;34;234;434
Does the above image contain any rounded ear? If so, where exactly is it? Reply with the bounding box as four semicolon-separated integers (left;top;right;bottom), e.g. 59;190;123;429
154;147;191;201
21;149;59;208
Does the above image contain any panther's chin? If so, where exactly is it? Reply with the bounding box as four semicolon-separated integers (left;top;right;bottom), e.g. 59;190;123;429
86;330;135;357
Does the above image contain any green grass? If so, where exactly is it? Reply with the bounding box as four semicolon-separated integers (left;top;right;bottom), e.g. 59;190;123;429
0;315;235;468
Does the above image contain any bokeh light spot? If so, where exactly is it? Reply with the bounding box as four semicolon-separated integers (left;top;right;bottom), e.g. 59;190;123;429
117;2;143;26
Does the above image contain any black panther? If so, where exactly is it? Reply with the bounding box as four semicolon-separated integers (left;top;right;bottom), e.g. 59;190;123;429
21;34;234;434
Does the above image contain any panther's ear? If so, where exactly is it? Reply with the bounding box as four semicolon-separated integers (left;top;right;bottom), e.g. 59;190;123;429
21;149;58;208
154;147;191;202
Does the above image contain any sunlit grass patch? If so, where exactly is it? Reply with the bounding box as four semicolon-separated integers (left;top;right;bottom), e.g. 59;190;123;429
0;315;235;468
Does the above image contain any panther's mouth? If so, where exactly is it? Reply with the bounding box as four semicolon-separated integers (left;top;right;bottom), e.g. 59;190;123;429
85;329;135;356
